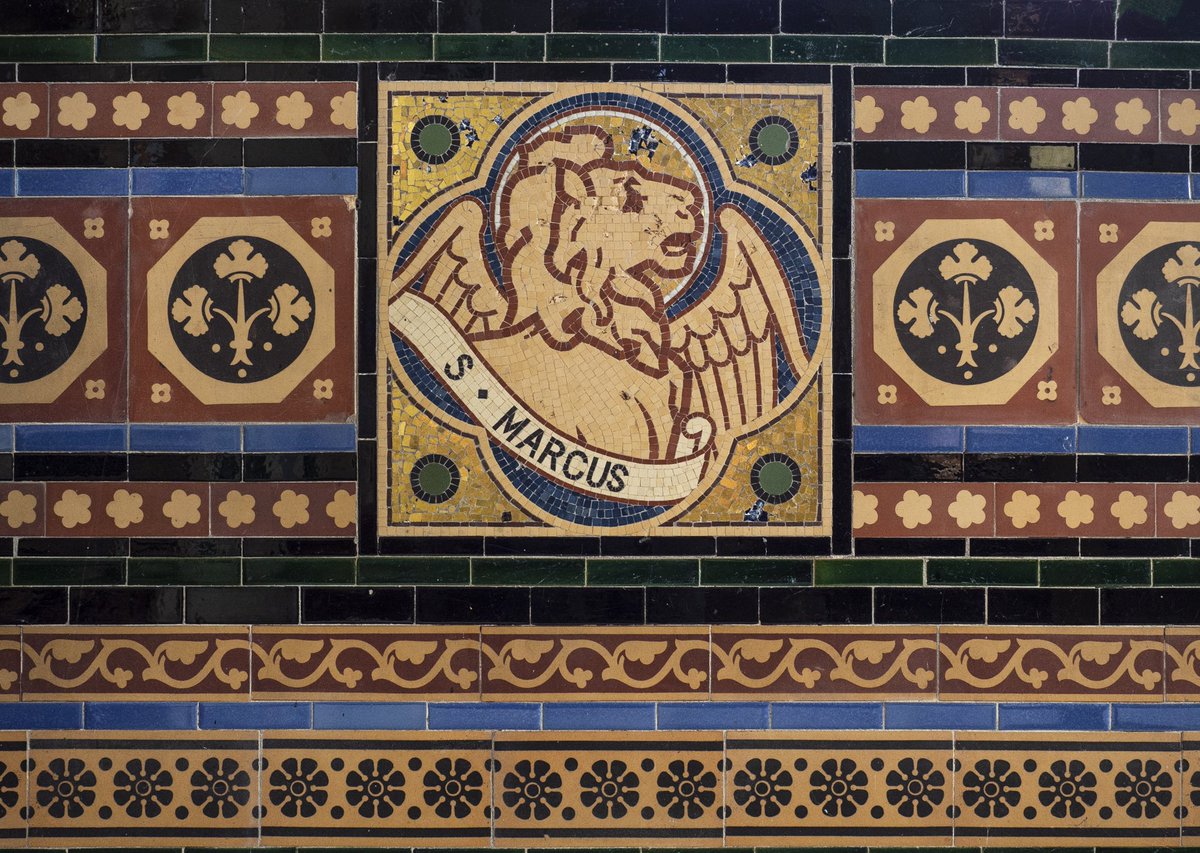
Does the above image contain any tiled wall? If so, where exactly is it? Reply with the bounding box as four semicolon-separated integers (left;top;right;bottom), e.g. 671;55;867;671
3;0;1200;848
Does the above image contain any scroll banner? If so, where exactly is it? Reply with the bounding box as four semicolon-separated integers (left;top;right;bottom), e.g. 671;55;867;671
389;291;710;504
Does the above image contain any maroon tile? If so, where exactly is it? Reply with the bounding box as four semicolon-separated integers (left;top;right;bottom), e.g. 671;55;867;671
48;83;214;138
1000;87;1159;143
711;626;938;699
993;482;1157;538
0;629;18;702
0;83;49;138
211;482;356;537
0;197;126;422
1160;90;1200;143
213;83;358;137
854;87;999;140
43;482;209;538
1166;627;1200;699
1080;201;1200;424
22;627;252;700
852;482;996;538
129;195;355;423
0;482;45;537
856;198;1077;425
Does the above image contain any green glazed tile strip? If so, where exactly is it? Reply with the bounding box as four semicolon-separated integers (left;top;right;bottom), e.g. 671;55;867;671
97;34;207;62
435;34;544;62
243;558;356;586
814;559;923;586
774;35;884;63
322;34;433;61
1038;559;1151;587
357;556;470;585
209;34;321;62
999;38;1108;67
661;35;770;63
127;558;241;586
886;38;997;66
586;558;699;586
547;34;659;61
471;558;586;586
700;558;811;586
1153;559;1200;586
13;558;124;586
1110;40;1200;69
927;559;1038;586
0;36;94;62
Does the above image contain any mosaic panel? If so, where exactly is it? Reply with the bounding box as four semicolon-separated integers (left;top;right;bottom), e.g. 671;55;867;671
0;197;127;423
1081;201;1200;424
129;196;356;423
855;198;1076;425
377;82;832;537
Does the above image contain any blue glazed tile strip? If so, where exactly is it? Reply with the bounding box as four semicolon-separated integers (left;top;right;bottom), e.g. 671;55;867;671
131;167;245;196
244;166;357;196
243;423;357;452
1077;425;1189;455
0;170;13;197
542;702;657;731
199;702;311;729
17;168;129;197
885;702;995;730
313;702;427;730
967;170;1078;199
85;702;197;730
0;703;82;730
427;703;541;731
129;424;242;453
1112;703;1200;731
657;702;770;730
0;426;13;453
855;170;966;199
771;702;885;730
854;425;964;454
1084;171;1191;200
998;703;1110;731
15;424;127;452
965;426;1076;454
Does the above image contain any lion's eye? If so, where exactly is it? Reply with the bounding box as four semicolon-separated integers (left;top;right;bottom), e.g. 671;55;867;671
621;179;645;214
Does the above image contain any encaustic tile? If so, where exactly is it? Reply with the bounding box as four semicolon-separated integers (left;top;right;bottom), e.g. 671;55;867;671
128;195;356;424
855;198;1077;426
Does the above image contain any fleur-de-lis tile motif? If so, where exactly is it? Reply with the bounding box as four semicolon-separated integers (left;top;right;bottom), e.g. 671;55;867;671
167;91;205;130
330;91;357;130
854;95;884;134
0;239;86;381
221;90;259;129
276;91;313;130
1;91;40;131
1120;244;1200;381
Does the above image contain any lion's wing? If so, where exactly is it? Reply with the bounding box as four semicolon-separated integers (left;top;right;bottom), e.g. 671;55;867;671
389;197;510;336
668;205;811;433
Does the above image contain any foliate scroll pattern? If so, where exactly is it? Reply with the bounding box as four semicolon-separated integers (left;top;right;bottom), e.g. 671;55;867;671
251;637;480;692
713;637;938;691
482;638;710;692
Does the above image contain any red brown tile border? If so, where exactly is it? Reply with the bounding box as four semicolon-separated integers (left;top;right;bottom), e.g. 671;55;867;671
853;482;1190;539
22;481;357;539
855;86;1171;142
4;626;1199;701
0;82;356;138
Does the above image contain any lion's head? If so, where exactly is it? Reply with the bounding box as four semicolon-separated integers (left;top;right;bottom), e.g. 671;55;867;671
494;125;706;374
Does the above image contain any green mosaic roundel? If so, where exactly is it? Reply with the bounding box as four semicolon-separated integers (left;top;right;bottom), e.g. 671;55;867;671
418;122;454;157
410;115;461;165
410;454;460;504
757;460;795;496
754;123;792;158
748;115;799;167
750;453;802;504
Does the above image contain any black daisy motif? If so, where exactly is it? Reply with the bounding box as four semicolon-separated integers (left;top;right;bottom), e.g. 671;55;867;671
962;759;1021;818
1114;759;1172;819
113;758;174;818
269;757;329;818
423;757;484;819
502;759;562;821
191;757;251;819
809;758;868;818
580;760;639;819
657;759;717;820
1038;759;1097;819
36;757;96;819
346;759;405;818
885;757;945;818
733;758;793;818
